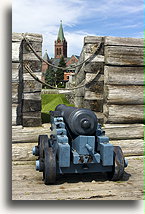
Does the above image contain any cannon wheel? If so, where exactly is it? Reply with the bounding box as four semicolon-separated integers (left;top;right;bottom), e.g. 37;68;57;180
38;135;48;159
43;147;56;185
107;146;125;181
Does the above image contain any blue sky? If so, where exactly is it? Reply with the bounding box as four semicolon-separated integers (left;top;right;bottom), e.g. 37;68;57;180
12;0;143;58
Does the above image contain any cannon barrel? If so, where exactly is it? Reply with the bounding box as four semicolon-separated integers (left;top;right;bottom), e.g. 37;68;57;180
55;104;98;136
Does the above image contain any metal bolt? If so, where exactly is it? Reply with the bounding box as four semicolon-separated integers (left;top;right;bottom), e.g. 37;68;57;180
36;160;40;171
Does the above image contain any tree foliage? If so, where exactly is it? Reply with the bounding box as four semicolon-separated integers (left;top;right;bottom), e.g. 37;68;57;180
55;56;66;86
45;66;55;87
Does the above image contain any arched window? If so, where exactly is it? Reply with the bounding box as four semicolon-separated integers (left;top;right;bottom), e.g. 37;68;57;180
59;48;61;55
57;48;59;55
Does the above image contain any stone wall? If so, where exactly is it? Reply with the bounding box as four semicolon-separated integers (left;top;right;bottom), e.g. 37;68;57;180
12;33;43;127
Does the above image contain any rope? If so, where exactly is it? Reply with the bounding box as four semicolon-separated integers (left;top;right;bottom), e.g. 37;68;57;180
22;33;102;71
24;63;100;90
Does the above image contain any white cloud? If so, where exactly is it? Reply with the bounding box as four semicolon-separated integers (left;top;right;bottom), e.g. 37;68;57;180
12;0;143;57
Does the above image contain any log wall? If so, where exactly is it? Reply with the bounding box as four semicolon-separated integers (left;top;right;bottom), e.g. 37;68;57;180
73;35;144;141
12;33;43;127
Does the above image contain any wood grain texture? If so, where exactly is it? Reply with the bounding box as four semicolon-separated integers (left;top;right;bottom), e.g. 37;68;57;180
104;124;144;140
12;156;143;200
105;85;143;105
12;124;51;143
104;66;144;85
105;46;143;66
104;104;144;123
84;36;103;44
111;139;143;156
12;42;21;62
105;36;143;47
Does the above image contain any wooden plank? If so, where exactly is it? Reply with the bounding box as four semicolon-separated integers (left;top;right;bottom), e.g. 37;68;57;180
110;139;143;157
84;36;103;44
105;46;143;66
23;61;42;73
23;73;42;93
22;112;42;127
104;104;143;123
23;52;42;61
85;91;103;100
22;99;41;112
12;157;143;200
22;41;42;54
103;124;144;140
12;42;21;62
12;138;143;161
105;36;143;47
12;33;43;42
12;82;19;103
105;85;143;105
12;124;51;143
85;54;104;63
84;99;103;112
85;62;104;73
104;66;144;85
12;104;21;125
22;92;41;100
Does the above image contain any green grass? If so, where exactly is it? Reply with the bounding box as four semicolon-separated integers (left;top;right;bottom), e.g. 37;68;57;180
41;94;74;123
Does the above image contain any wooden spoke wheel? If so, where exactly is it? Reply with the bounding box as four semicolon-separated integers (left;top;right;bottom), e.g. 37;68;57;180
43;147;56;185
38;135;49;159
108;146;125;181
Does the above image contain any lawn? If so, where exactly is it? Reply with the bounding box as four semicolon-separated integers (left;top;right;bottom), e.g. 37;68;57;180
41;94;74;123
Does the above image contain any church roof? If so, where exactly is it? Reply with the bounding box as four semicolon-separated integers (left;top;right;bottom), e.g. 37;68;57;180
57;21;66;42
43;51;49;61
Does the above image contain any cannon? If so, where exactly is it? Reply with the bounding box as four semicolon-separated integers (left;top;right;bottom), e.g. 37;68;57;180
32;104;128;184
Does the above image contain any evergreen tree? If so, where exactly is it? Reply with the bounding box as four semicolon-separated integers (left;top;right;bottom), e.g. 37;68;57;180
56;56;66;87
45;66;55;87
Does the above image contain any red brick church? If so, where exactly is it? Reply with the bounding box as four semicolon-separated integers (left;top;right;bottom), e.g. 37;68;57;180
42;21;79;82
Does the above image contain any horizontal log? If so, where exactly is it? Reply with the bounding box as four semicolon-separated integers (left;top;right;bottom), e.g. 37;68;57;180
110;139;143;157
22;41;42;54
22;112;42;127
105;36;143;47
104;104;143;123
85;62;104;73
23;61;42;73
84;36;103;44
85;54;104;63
22;99;41;112
84;91;103;100
12;104;22;125
23;51;42;61
12;123;51;143
23;74;42;93
85;73;104;83
22;92;41;100
105;46;143;66
104;66;144;85
84;99;103;112
12;42;21;62
12;33;43;42
103;124;144;140
12;82;19;103
105;85;143;105
12;138;143;161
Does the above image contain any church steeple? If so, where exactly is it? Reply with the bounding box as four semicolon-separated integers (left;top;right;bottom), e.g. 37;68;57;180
55;21;67;59
57;20;66;42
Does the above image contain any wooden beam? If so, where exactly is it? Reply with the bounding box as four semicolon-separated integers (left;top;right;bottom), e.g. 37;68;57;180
105;46;143;66
105;36;143;47
105;85;143;105
104;104;144;123
103;124;144;140
104;66;144;85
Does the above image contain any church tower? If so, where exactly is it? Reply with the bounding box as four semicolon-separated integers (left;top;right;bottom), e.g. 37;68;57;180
55;21;67;58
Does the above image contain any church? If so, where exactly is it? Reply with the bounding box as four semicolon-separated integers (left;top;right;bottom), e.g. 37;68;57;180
42;22;79;82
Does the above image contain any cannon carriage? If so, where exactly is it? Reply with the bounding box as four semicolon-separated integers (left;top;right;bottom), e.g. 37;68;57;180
32;104;128;184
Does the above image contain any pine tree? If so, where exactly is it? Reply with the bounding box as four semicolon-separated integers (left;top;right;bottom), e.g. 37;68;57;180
56;56;66;87
45;66;55;87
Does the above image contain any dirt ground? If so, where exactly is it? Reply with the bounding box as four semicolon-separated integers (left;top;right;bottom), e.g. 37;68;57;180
12;156;143;200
